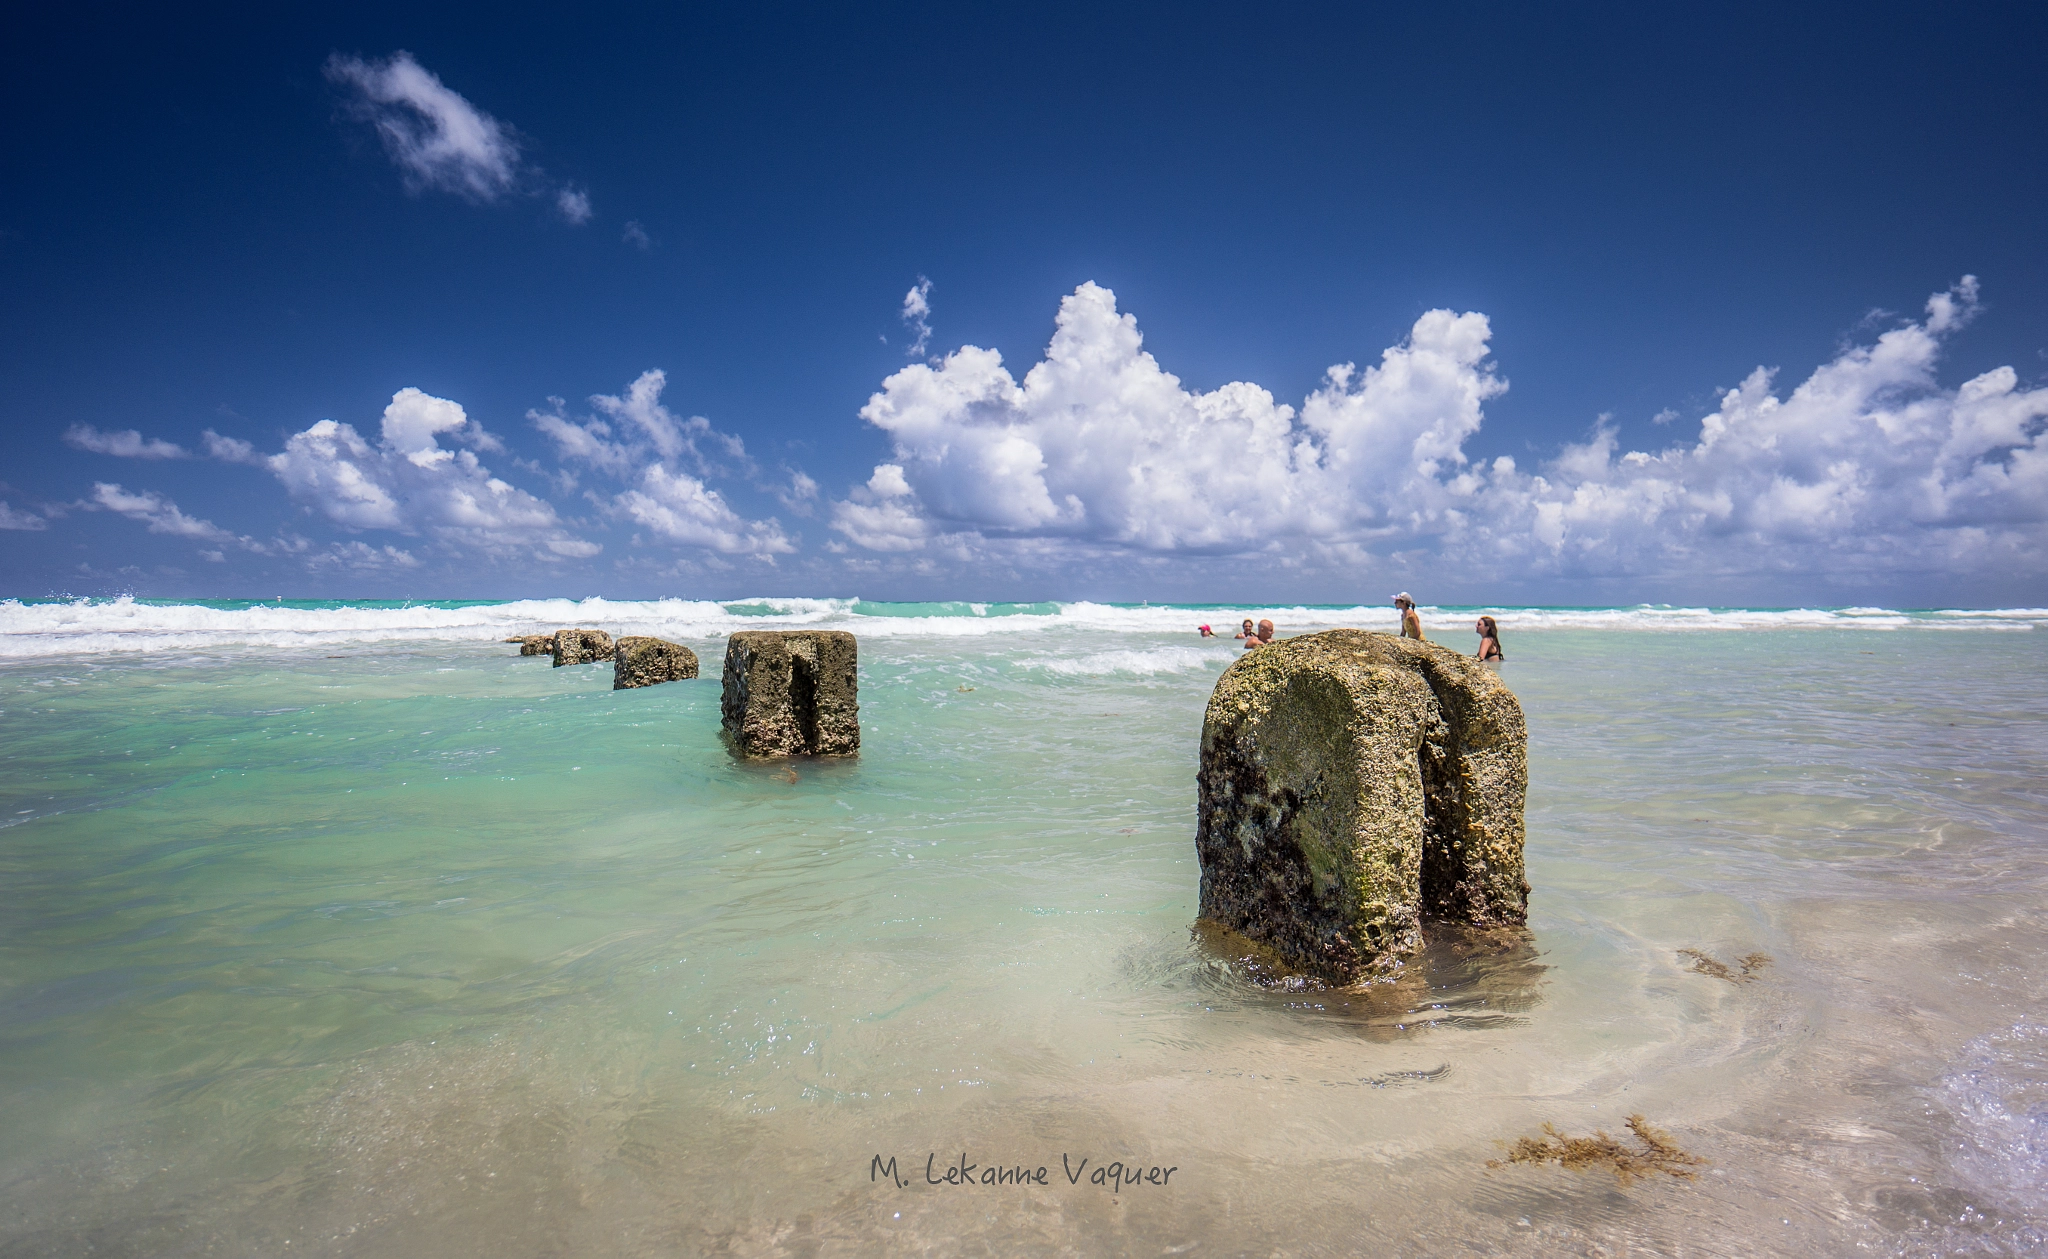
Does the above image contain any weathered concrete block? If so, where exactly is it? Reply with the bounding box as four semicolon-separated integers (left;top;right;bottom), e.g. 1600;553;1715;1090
720;630;859;757
551;628;615;667
613;636;699;689
1195;629;1527;983
508;635;553;656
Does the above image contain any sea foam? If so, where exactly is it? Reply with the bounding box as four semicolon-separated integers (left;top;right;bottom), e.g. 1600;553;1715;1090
0;597;2041;659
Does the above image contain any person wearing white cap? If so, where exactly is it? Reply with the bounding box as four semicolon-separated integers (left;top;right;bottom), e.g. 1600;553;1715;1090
1393;593;1425;641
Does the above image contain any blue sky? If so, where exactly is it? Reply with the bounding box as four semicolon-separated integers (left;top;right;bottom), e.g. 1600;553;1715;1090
3;3;2045;605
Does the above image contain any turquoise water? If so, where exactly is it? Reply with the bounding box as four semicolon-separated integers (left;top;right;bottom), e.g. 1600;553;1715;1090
2;602;2045;1255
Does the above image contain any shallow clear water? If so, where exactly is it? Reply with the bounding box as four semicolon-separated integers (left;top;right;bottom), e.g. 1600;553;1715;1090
1;602;2045;1255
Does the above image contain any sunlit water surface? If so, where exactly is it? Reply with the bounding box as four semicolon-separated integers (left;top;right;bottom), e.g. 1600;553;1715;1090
1;602;2044;1255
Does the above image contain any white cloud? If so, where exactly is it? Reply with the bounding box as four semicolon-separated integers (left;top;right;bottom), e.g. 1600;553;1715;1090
1463;277;2048;581
0;502;48;531
868;464;911;497
829;463;936;551
90;482;251;547
840;281;1340;550
775;469;820;516
65;425;188;459
326;51;520;201
306;541;422;571
201;429;264;464
832;278;2048;587
830;494;930;552
616;464;792;554
261;388;590;556
622;220;652;250
901;277;933;357
533;369;734;471
533;370;794;556
596;370;696;464
556;186;593;225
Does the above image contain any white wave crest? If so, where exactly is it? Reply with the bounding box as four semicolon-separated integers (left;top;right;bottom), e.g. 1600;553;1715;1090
0;596;730;658
1458;605;2048;632
1027;647;1234;677
0;597;2041;660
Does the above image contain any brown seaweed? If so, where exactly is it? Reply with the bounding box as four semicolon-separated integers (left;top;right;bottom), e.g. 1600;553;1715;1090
1678;948;1772;983
1489;1114;1704;1185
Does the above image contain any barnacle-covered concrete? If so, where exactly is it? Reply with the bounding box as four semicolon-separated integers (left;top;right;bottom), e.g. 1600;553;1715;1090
1195;630;1527;982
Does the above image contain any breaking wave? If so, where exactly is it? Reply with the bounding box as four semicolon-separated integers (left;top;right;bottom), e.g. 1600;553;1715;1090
1027;647;1234;677
0;596;2041;659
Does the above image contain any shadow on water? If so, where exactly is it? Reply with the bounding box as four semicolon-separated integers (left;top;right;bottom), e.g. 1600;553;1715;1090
1132;919;1550;1042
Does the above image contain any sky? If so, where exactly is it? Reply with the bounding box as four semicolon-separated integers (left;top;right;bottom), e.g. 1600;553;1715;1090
3;2;2045;607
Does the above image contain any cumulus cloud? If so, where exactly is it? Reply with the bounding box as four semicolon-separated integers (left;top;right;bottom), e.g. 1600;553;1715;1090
65;425;188;459
1465;276;2048;581
532;370;794;556
833;278;2048;586
261;388;590;557
840;280;1412;550
831;463;930;552
327;52;521;201
64;377;792;570
901;277;933;357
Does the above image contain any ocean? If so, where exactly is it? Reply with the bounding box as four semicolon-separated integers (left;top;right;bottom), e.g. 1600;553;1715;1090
1;597;2044;1255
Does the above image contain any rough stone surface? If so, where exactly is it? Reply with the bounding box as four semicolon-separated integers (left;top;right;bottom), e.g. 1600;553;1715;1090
720;630;859;757
551;628;615;667
1195;629;1527;983
613;636;699;689
509;635;554;656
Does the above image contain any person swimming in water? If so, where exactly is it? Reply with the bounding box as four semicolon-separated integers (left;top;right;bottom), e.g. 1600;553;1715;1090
1244;618;1276;649
1474;615;1504;662
1233;618;1256;640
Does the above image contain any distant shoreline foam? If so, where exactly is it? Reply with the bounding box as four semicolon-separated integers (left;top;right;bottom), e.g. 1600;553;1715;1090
0;596;2042;658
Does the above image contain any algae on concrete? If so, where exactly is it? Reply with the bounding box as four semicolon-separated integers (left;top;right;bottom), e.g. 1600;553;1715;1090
551;628;615;667
613;636;699;689
1194;629;1527;983
720;630;859;757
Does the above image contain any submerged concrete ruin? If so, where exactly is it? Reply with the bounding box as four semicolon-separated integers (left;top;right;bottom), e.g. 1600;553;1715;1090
720;630;859;757
1194;629;1527;982
551;628;615;667
613;636;699;690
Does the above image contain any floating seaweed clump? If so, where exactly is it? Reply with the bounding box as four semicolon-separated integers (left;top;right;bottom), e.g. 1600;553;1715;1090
1488;1114;1704;1185
1678;948;1772;983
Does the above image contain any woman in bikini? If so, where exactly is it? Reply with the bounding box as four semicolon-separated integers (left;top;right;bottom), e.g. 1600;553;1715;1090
1474;615;1504;663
